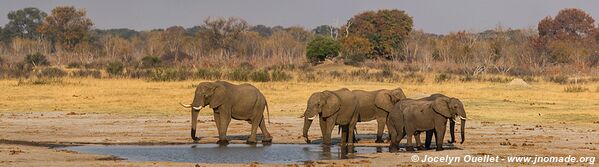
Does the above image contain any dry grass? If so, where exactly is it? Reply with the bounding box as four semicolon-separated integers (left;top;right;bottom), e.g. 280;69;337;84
0;76;598;125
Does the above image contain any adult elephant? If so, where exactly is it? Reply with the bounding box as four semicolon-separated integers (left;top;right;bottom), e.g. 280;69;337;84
352;88;406;143
388;95;466;151
422;94;457;149
180;81;272;145
302;88;358;146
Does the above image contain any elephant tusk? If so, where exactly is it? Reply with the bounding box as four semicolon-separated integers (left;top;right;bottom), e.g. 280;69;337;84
180;103;192;108
307;115;317;121
193;106;203;110
459;116;467;120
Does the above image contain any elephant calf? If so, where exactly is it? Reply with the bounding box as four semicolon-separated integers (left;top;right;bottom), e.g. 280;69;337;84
180;81;272;145
387;95;467;151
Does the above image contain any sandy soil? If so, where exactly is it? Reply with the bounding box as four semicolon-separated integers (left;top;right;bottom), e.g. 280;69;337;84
1;111;598;166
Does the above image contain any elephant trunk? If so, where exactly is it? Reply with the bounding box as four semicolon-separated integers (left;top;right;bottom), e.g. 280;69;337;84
302;116;313;144
449;119;456;143
460;118;466;144
191;109;200;141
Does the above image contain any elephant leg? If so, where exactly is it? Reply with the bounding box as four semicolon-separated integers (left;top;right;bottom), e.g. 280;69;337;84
213;112;221;134
259;118;272;142
247;117;260;144
425;130;434;150
406;132;415;152
375;116;386;143
386;118;398;152
435;127;446;151
217;112;231;145
323;119;336;145
340;125;348;146
415;132;423;150
319;117;326;143
348;115;358;146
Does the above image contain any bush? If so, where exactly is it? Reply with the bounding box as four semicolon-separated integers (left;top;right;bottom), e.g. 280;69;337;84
141;56;161;68
298;72;317;82
16;77;64;86
402;72;425;83
38;67;67;78
435;73;452;83
249;69;270;82
4;63;33;78
24;52;49;66
546;75;569;84
270;69;292;81
194;68;222;80
72;69;102;78
148;68;191;81
228;68;251;81
564;85;589;93
306;36;341;64
0;56;4;65
106;61;124;76
66;62;81;69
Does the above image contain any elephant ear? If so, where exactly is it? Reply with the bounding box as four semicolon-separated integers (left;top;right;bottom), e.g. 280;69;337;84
321;91;340;118
432;97;452;118
375;90;394;112
208;83;226;108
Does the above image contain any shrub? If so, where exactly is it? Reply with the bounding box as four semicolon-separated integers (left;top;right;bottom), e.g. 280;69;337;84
66;62;81;69
72;69;102;78
141;56;161;68
484;76;511;83
127;69;151;79
435;73;452;83
459;74;476;82
228;68;250;81
546;75;569;84
148;68;191;81
0;56;4;65
38;67;67;78
249;69;270;82
160;51;192;65
298;72;317;82
195;68;222;80
270;69;292;81
402;72;425;83
24;52;49;66
306;36;341;64
564;85;589;93
17;77;64;86
4;63;33;78
106;61;124;76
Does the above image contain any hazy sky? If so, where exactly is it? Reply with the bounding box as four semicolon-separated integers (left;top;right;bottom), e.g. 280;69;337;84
1;0;599;34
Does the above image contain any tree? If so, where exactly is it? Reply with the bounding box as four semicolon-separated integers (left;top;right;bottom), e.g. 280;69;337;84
197;17;249;56
344;9;413;60
38;6;93;51
249;25;273;37
340;35;372;65
306;36;340;63
312;25;338;38
538;8;596;40
3;7;47;40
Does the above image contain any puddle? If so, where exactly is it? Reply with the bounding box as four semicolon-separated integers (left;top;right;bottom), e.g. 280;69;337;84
63;144;388;164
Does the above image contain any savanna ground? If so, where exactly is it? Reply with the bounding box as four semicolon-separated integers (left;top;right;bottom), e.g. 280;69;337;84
1;72;599;166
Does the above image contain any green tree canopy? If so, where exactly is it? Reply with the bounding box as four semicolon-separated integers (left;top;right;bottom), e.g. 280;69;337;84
306;36;340;63
3;7;47;40
38;6;93;51
344;9;413;60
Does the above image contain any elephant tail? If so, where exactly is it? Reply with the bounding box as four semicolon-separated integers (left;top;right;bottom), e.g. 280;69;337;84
265;100;270;124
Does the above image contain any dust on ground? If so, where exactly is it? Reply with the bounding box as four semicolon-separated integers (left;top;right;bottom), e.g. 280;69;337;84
1;111;598;166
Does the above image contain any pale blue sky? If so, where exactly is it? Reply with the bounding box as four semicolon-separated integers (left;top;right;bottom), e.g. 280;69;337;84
1;0;598;34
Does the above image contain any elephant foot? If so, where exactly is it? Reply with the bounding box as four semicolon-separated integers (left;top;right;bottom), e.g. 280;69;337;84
406;146;415;152
435;147;444;151
417;146;425;150
216;139;229;145
375;139;384;143
191;136;200;142
246;140;257;145
262;137;272;143
389;144;399;153
424;146;431;150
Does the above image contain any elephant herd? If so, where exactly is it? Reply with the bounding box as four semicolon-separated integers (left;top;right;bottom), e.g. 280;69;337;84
180;81;467;152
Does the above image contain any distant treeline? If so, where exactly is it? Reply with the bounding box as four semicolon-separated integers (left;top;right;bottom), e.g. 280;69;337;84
0;6;598;79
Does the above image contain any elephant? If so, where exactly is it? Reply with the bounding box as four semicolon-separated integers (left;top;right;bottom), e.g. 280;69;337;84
351;88;406;143
302;88;359;146
387;95;466;151
180;81;272;145
421;94;457;149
